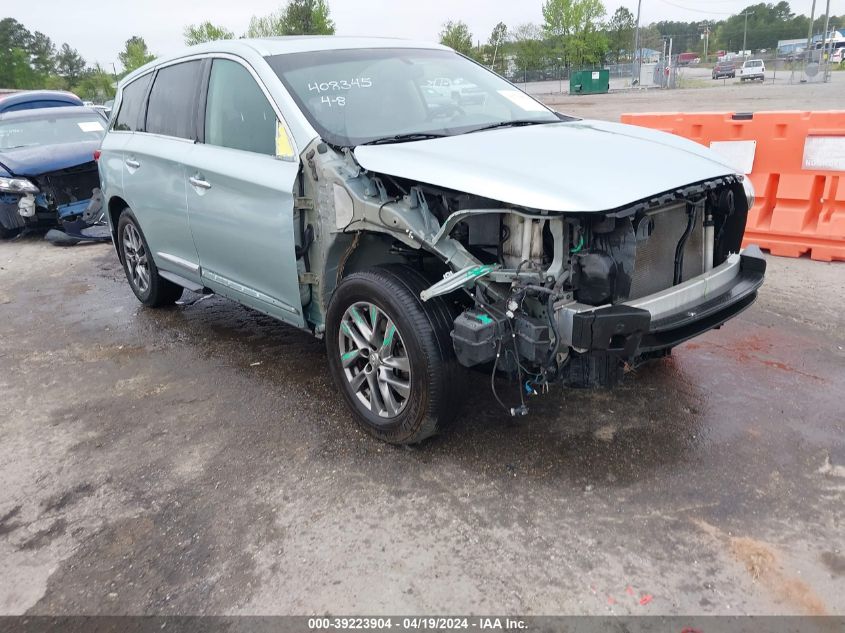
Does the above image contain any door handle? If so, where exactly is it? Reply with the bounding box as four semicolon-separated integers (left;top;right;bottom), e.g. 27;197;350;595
125;158;140;169
189;176;212;190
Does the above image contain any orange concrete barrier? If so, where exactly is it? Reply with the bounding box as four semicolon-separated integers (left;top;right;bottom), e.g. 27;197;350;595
620;111;845;262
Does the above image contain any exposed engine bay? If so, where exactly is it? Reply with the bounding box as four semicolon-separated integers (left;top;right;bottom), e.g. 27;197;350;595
0;161;109;245
292;140;761;415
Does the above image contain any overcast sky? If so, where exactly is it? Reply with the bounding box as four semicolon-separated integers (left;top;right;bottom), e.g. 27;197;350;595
6;0;838;70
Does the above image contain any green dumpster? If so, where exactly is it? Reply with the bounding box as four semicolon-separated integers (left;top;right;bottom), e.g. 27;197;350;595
569;69;610;95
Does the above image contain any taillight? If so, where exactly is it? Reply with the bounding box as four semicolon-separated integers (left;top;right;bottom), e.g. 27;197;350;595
93;150;101;161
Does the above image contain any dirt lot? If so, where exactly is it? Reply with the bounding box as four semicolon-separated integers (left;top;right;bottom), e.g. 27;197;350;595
1;83;844;617
538;71;844;121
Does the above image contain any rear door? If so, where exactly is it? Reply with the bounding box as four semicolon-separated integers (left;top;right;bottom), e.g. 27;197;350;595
184;56;303;326
100;72;153;231
122;60;203;286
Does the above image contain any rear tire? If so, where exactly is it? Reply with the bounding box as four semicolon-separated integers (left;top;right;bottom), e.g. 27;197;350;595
116;209;183;307
326;264;465;444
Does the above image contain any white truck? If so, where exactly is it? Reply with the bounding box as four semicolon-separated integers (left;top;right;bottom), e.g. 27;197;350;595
738;59;766;81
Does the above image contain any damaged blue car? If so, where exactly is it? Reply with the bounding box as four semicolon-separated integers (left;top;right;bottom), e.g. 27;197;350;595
0;106;109;243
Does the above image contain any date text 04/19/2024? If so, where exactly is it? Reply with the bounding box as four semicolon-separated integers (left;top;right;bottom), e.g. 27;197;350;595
307;617;528;630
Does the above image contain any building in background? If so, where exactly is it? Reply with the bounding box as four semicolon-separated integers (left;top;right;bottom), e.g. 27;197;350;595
637;48;661;63
777;37;806;56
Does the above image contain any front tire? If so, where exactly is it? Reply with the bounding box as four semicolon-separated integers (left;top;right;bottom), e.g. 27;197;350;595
116;209;183;307
0;226;21;240
326;265;465;444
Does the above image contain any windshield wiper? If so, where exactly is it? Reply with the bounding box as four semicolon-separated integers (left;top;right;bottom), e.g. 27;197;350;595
464;120;554;134
361;133;447;146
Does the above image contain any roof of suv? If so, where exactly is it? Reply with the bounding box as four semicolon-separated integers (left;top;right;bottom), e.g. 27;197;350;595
123;36;449;84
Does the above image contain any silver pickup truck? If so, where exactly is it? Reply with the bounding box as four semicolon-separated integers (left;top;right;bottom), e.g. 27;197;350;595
99;37;765;444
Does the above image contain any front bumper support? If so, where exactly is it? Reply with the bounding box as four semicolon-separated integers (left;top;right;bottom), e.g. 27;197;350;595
557;245;766;356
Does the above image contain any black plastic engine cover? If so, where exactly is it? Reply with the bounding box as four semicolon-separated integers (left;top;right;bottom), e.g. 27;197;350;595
452;309;552;369
513;314;551;365
574;218;636;304
574;252;616;305
451;310;501;367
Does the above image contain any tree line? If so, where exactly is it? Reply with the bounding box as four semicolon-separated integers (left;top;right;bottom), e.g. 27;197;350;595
443;0;841;73
0;18;157;100
0;0;334;100
1;0;840;99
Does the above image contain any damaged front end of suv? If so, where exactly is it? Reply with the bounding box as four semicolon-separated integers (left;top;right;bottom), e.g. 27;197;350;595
261;44;767;442
294;117;764;420
103;41;765;445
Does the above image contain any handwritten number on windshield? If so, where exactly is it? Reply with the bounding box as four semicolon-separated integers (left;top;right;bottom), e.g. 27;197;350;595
308;78;372;93
321;96;346;108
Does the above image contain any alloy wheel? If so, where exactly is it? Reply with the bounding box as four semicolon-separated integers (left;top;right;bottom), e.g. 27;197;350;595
338;301;411;420
122;223;150;295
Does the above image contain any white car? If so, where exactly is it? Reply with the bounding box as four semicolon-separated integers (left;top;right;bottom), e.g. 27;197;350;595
739;59;765;82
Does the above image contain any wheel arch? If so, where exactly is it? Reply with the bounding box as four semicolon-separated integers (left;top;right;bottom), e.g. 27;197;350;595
108;195;130;258
319;231;412;321
338;232;408;279
320;231;448;319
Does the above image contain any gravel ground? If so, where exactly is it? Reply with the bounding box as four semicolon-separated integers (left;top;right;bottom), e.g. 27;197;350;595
1;83;843;617
536;70;844;121
1;237;843;617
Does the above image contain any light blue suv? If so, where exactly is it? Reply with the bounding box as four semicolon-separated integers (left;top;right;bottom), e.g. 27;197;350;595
100;37;764;444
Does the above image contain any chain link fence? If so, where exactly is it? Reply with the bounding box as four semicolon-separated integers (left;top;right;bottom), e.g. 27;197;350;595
504;63;660;93
505;53;841;96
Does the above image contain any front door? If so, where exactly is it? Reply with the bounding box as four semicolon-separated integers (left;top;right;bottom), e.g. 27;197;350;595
184;57;303;327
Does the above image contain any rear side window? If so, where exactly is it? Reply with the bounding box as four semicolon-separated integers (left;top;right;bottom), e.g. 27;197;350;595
204;59;276;156
145;61;202;139
113;73;153;132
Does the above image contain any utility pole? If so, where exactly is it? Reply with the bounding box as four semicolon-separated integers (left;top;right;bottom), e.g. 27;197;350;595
490;32;501;71
701;23;710;63
742;11;750;58
806;0;817;59
632;0;642;86
821;0;832;79
667;36;673;88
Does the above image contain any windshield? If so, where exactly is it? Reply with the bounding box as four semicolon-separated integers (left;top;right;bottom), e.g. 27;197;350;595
266;48;560;147
0;114;105;150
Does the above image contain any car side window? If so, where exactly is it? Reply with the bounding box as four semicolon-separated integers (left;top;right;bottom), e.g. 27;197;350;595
204;59;276;156
145;61;202;139
113;73;153;132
